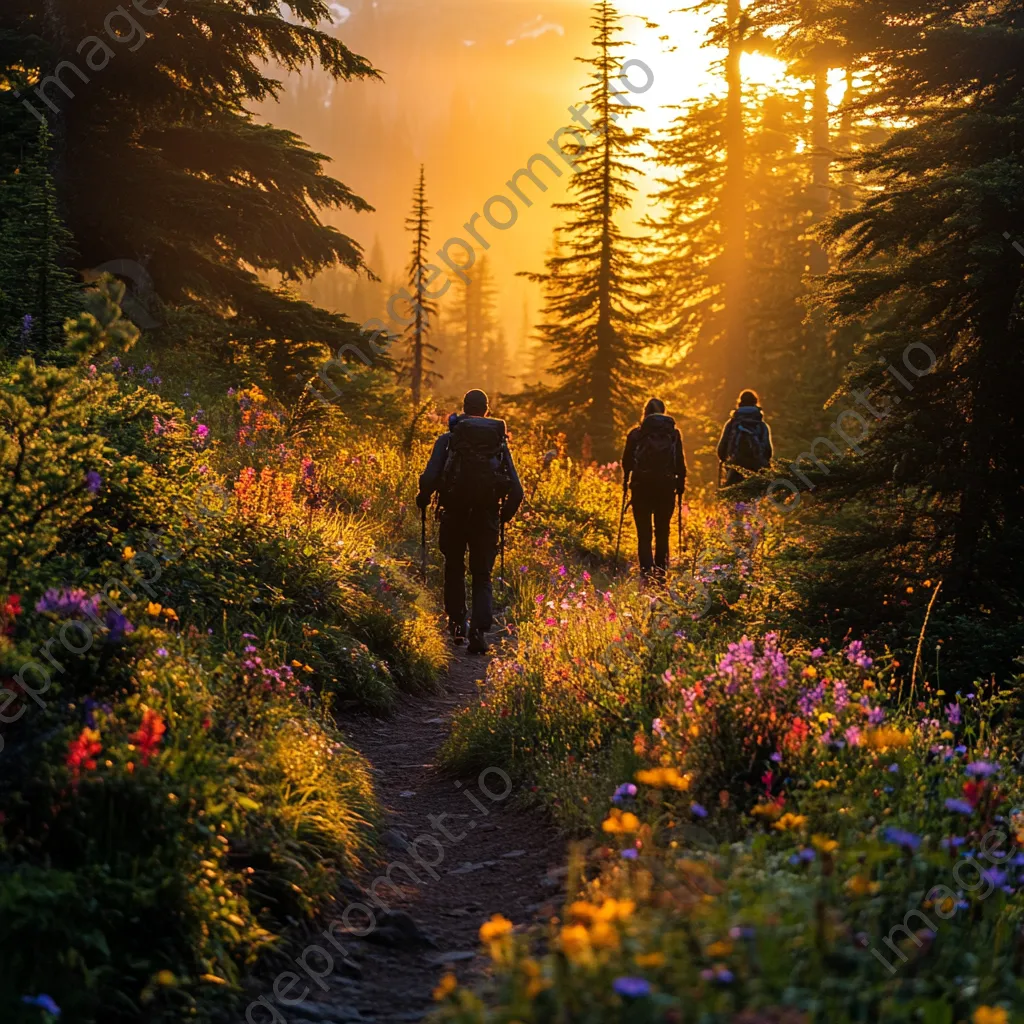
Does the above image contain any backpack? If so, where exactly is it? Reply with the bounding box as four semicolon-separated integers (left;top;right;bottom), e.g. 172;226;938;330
438;416;511;511
630;420;678;492
726;418;771;471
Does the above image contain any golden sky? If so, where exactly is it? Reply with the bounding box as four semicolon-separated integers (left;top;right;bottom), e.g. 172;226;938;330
266;0;831;375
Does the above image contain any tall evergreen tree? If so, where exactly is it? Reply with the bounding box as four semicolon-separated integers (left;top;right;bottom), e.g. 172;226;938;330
817;0;1024;598
0;1;380;392
401;166;436;408
524;0;655;461
0;125;77;356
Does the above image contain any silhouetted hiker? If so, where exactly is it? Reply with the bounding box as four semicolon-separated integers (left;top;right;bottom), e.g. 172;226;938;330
417;389;524;654
718;389;773;486
621;398;686;578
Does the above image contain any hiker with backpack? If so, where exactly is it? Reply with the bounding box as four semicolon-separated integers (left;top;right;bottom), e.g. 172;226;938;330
621;398;687;578
718;390;773;485
416;389;523;654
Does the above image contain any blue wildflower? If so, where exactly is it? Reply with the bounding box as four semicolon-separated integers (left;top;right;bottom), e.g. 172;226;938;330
883;827;921;851
945;798;974;815
22;995;60;1017
612;977;651;998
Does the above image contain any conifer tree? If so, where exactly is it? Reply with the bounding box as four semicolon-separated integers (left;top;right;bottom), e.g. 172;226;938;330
524;0;655;461
0;1;381;391
0;124;77;356
817;0;1024;596
402;166;436;408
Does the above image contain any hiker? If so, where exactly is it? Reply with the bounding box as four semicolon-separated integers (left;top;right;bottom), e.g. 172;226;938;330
416;389;523;654
717;389;773;485
621;398;687;577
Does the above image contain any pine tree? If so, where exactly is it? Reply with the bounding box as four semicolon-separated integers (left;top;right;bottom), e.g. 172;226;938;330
524;0;655;461
0;1;381;391
402;166;437;408
0;124;77;356
818;0;1024;597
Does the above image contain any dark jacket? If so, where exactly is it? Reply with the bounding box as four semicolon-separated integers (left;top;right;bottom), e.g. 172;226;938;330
622;413;687;495
717;405;773;468
417;415;524;523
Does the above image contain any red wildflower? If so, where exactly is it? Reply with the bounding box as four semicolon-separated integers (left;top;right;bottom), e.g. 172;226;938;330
131;708;167;765
963;780;985;808
66;727;102;778
783;716;810;753
0;593;21;635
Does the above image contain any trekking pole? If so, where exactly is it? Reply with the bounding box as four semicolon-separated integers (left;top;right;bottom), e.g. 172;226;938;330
420;503;427;579
499;501;506;582
717;460;724;492
677;491;683;563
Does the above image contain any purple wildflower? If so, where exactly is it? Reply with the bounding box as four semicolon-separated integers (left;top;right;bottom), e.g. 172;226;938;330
945;798;973;815
612;977;650;999
946;703;961;725
620;848;639;860
155;647;168;657
691;802;708;818
810;647;824;659
85;470;102;494
883;827;921;851
867;706;886;726
104;609;134;643
612;783;637;805
22;995;60;1017
966;761;999;778
35;588;100;619
846;639;874;669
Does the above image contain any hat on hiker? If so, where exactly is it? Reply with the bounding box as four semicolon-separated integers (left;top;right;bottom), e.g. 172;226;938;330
463;389;488;415
738;390;759;407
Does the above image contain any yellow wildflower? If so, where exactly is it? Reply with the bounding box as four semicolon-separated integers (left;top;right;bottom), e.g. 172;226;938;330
635;766;691;791
845;874;881;897
589;920;620;950
521;958;550;998
814;779;833;789
802;665;818;679
751;802;784;821
153;970;177;986
596;898;635;922
812;834;839;854
863;727;912;751
146;602;162;617
568;900;598;923
688;724;700;737
941;730;954;740
602;808;641;834
162;607;179;622
706;940;733;957
559;923;592;963
635;952;665;968
122;546;136;560
433;973;458;1001
973;1008;1008;1024
480;914;514;943
773;813;808;832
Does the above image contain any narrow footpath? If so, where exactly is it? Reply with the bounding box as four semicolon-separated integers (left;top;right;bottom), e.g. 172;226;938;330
292;645;566;1024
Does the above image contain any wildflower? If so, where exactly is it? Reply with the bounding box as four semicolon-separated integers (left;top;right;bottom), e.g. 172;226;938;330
946;703;962;725
845;874;881;896
480;914;513;943
945;797;974;814
651;717;665;737
194;423;210;442
867;706;886;725
559;923;592;963
941;729;954;740
812;834;839;854
883;827;921;851
635;951;665;968
973;1008;1008;1024
635;766;690;791
66;728;102;778
621;848;639;860
433;973;457;1001
131;708;166;765
966;760;999;778
706;940;733;957
691;802;708;818
123;546;136;560
36;588;100;619
790;848;815;865
814;779;833;789
602;809;641;834
612;977;651;999
846;639;873;668
84;470;102;494
104;608;135;643
751;802;784;821
589;920;620;949
147;602;163;617
810;647;824;659
612;782;637;805
888;763;899;773
863;727;911;751
774;813;808;832
21;995;60;1017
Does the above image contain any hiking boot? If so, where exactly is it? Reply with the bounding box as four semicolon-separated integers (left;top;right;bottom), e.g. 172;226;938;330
467;627;489;655
449;618;468;646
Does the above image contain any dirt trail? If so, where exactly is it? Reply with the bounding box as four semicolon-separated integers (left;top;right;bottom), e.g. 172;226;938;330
294;645;565;1024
